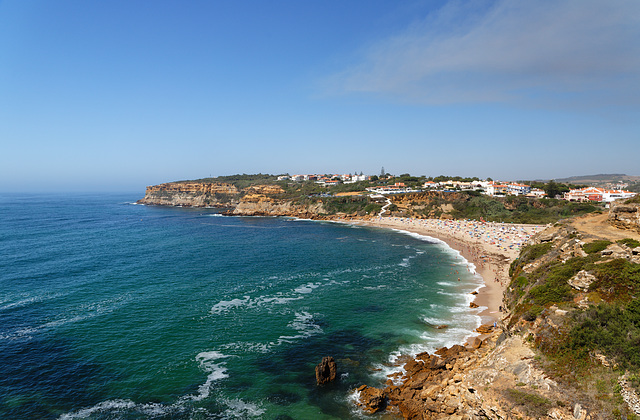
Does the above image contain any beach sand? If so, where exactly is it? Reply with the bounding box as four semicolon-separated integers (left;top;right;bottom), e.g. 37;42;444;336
347;217;546;324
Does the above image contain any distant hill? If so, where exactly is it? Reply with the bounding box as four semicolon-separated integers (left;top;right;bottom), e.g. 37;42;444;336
555;174;639;184
549;174;639;193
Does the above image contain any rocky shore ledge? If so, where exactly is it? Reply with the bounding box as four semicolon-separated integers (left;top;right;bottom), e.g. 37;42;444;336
354;325;571;420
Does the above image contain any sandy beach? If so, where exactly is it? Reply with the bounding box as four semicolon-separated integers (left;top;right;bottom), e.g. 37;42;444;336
347;217;547;324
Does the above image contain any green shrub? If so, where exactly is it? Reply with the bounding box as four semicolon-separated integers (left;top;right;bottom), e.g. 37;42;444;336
519;243;553;266
617;238;640;249
582;240;612;254
590;259;640;300
363;203;382;215
527;257;586;307
522;304;543;321
567;300;640;370
321;197;370;214
504;389;553;418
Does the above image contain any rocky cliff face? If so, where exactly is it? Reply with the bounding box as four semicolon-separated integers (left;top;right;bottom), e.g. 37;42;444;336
137;182;327;217
609;202;640;232
137;182;240;207
229;200;326;218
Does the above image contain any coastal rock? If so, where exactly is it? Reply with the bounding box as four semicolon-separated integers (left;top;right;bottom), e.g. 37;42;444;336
138;182;239;207
469;302;479;308
137;181;326;218
231;200;326;218
468;336;483;349
476;324;495;334
568;270;597;292
538;231;556;242
315;356;337;385
356;385;386;413
609;202;640;231
600;243;631;259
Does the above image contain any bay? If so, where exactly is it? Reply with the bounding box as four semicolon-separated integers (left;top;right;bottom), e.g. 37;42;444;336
0;193;482;419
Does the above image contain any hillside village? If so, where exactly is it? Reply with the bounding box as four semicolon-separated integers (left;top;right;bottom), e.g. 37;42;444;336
277;174;637;203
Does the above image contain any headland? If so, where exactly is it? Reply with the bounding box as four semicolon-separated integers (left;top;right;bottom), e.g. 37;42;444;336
138;178;640;418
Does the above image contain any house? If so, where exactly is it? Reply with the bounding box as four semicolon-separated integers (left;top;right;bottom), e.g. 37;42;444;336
526;188;546;198
485;182;509;196
422;181;440;189
564;187;636;203
366;182;420;195
506;183;532;196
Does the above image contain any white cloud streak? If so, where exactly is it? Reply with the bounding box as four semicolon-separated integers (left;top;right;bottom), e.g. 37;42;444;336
328;0;640;107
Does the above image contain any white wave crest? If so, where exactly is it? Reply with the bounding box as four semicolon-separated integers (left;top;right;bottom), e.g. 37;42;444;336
188;351;231;401
293;282;321;294
221;398;266;418
273;311;322;346
210;296;252;315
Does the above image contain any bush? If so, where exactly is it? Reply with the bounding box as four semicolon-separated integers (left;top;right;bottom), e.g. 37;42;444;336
363;203;382;215
567;300;640;370
582;240;612;254
527;257;587;307
504;389;553;418
321;197;370;214
617;238;640;249
590;258;640;300
519;243;553;266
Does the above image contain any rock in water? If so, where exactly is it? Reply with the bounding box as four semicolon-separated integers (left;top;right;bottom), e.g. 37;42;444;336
356;385;387;413
315;356;337;385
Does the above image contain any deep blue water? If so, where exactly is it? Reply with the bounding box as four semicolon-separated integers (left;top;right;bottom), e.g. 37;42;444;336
0;193;483;419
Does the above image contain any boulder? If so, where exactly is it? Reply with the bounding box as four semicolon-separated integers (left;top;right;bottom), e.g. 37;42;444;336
403;359;425;377
356;385;387;413
315;356;337;385
568;270;597;292
468;336;483;349
476;324;494;334
601;243;631;259
435;345;466;360
397;399;426;419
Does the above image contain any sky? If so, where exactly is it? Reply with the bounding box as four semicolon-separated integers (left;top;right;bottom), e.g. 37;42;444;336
1;0;639;192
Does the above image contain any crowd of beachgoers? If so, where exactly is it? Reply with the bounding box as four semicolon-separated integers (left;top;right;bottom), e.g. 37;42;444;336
372;217;547;256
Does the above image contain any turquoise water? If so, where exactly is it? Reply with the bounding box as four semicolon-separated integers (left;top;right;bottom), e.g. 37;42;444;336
0;193;483;419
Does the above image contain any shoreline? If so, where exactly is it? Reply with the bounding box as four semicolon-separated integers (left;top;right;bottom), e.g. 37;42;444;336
343;216;546;325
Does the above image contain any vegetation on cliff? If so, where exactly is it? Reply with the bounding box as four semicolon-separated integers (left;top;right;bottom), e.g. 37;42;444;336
503;216;640;418
388;191;599;223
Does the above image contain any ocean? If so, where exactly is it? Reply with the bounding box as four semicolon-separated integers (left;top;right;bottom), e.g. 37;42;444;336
0;193;483;419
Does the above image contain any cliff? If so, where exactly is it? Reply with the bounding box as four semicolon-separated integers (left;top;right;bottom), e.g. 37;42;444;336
137;182;241;207
356;212;640;419
229;199;326;218
138;181;329;218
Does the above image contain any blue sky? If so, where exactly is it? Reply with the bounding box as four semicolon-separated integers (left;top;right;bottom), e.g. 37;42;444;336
1;0;638;192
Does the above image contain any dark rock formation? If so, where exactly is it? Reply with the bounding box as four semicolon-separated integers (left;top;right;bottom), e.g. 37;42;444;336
315;356;337;385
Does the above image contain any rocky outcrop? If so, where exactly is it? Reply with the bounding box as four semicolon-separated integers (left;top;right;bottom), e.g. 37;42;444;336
568;270;597;292
316;357;337;385
137;182;240;207
137;182;328;217
355;331;576;420
618;375;640;416
229;200;326;218
609;202;640;232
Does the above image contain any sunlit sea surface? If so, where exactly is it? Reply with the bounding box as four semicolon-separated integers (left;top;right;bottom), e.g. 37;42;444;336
0;193;484;419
